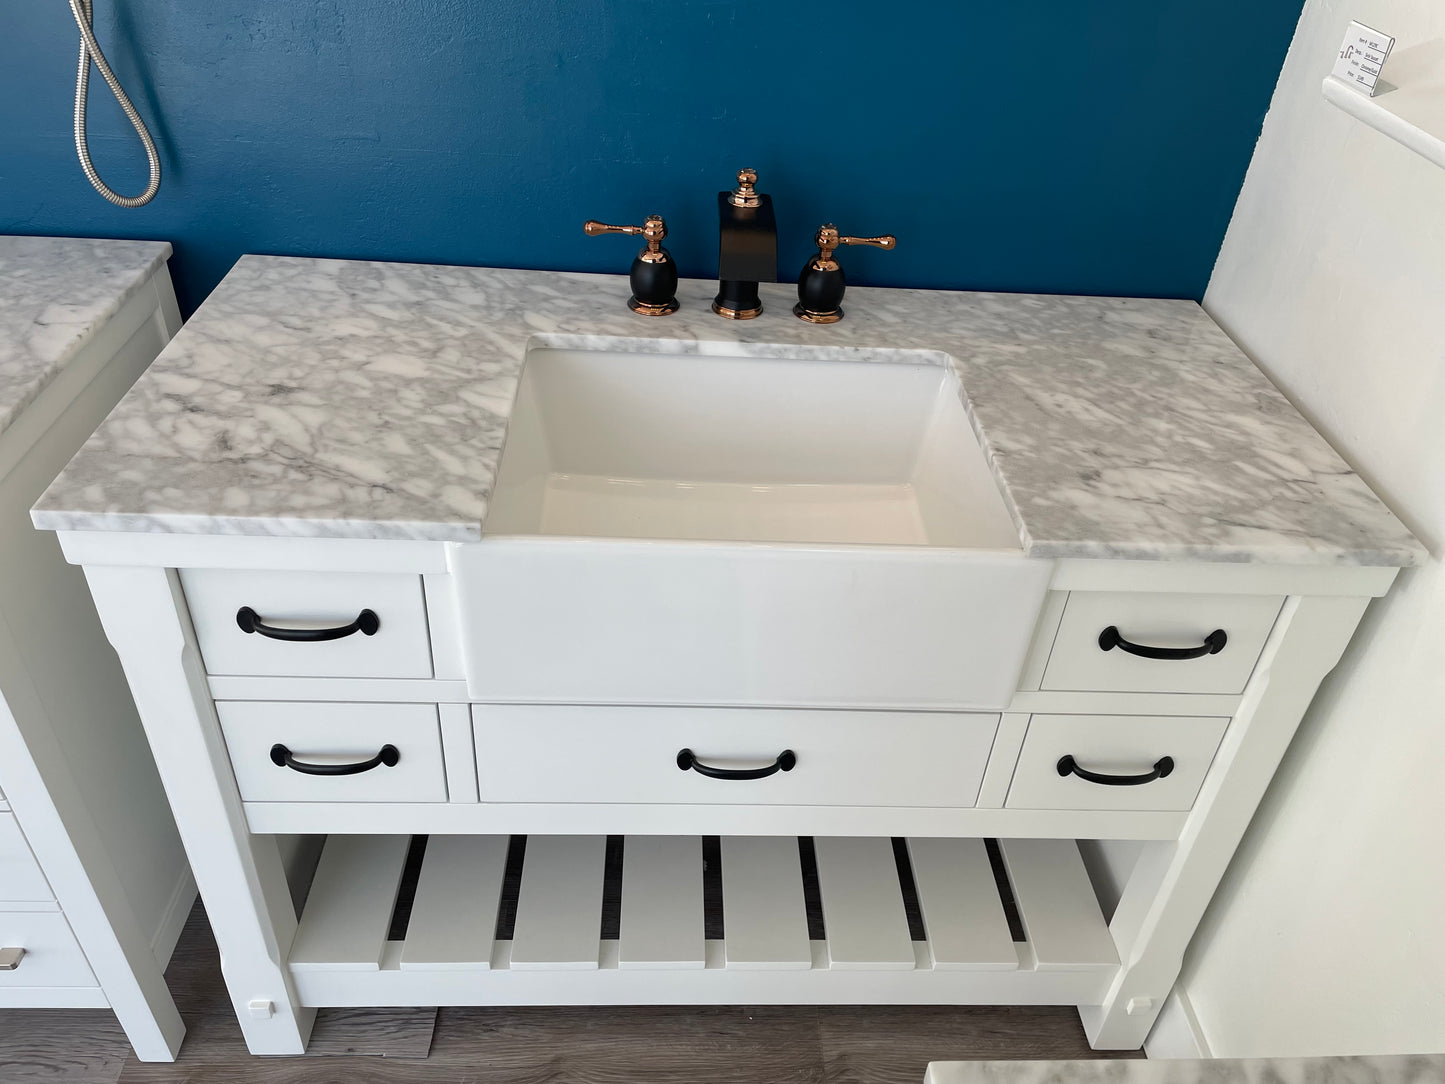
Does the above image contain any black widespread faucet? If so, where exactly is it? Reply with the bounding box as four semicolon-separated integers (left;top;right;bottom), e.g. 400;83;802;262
713;168;777;319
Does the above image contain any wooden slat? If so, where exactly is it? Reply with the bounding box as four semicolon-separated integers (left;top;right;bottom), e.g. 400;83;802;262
720;836;811;970
812;837;915;970
290;835;411;971
509;835;607;970
400;835;509;971
907;838;1018;970
998;839;1117;970
619;836;705;970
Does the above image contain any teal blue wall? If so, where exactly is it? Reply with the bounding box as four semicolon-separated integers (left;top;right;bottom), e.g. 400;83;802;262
2;2;1302;314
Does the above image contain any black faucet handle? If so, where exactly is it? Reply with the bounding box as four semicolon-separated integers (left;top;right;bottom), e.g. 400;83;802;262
795;223;897;324
583;215;679;316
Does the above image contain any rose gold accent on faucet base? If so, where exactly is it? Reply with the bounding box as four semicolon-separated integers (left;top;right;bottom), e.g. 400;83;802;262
629;296;680;316
711;299;764;320
793;302;843;324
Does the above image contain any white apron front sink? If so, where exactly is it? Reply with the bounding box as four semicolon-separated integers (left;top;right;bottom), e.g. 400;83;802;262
451;345;1051;709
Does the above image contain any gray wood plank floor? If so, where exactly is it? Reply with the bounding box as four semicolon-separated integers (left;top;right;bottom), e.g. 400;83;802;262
0;902;1140;1084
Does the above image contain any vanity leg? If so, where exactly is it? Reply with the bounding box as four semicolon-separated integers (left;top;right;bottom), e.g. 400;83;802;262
1080;594;1370;1050
83;565;315;1056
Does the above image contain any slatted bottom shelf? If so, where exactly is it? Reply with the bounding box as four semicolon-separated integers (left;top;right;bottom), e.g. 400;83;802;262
288;834;1119;1007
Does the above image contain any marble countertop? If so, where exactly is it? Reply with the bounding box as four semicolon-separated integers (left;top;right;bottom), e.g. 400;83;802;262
0;236;172;440
33;255;1424;565
925;1054;1445;1084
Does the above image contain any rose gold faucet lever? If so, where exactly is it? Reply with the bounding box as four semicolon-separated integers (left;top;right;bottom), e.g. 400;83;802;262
583;215;680;316
795;223;897;323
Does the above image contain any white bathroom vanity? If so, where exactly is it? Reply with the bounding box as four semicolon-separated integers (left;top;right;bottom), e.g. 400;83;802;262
0;236;193;1060
32;258;1422;1056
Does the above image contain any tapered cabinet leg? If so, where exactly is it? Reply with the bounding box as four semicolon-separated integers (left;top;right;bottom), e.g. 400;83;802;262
83;565;315;1055
0;618;185;1060
1080;595;1370;1049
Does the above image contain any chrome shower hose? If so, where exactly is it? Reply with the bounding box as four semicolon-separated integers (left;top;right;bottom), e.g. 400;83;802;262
68;0;161;207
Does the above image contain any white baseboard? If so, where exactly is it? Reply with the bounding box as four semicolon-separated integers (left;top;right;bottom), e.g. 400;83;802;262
149;866;197;971
1145;988;1212;1059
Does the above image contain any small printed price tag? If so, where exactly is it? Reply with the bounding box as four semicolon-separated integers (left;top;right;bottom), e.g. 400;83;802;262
1333;21;1394;96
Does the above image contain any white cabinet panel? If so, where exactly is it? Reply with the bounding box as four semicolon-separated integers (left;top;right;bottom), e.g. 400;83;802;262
0;814;53;903
454;540;1050;710
181;569;432;678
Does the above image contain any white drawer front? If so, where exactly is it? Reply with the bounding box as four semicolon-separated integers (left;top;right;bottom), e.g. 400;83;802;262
473;705;999;807
1042;592;1284;694
0;815;53;903
181;570;433;678
218;702;447;803
1006;714;1229;812
0;912;96;988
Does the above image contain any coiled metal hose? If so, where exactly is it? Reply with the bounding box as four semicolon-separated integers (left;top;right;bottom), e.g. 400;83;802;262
68;0;161;207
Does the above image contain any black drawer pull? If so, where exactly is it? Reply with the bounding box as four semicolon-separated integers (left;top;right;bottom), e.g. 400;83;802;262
237;606;380;642
676;748;796;780
270;743;399;776
1057;754;1174;787
1098;625;1226;660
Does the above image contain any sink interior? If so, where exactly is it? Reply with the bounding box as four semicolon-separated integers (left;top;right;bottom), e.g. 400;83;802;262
484;347;1022;549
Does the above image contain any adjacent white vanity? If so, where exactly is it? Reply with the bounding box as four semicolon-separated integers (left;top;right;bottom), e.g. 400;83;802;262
0;237;193;1060
32;257;1423;1056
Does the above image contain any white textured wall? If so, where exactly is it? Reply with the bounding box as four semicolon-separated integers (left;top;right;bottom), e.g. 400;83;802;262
1176;0;1445;1058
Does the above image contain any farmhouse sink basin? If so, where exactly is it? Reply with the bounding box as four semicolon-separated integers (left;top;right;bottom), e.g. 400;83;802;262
451;346;1051;709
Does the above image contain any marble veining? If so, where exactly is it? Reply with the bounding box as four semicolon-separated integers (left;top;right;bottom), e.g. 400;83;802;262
33;255;1424;565
0;236;172;439
925;1054;1445;1084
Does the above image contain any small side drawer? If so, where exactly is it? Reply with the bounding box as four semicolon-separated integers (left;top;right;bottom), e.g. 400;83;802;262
1042;592;1284;694
0;912;96;988
181;570;433;678
0;814;53;903
218;701;447;803
474;704;999;807
1006;714;1229;812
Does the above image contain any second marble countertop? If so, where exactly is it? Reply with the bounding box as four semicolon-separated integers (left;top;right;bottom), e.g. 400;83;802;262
0;235;172;439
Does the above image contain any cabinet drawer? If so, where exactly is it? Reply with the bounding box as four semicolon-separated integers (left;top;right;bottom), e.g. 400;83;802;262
0;815;53;903
1042;592;1284;694
1006;714;1229;812
181;570;433;678
473;705;999;807
218;702;447;803
0;912;96;988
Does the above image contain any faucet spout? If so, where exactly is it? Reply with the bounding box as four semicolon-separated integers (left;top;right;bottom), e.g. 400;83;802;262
714;168;777;319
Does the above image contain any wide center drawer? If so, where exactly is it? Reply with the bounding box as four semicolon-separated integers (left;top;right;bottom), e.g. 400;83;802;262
181;569;433;678
473;705;999;807
217;701;447;803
